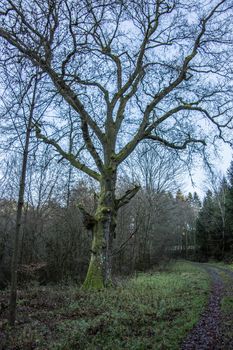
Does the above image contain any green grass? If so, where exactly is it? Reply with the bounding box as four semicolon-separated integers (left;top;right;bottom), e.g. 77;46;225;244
221;296;233;312
207;261;233;270
220;279;233;341
1;261;211;350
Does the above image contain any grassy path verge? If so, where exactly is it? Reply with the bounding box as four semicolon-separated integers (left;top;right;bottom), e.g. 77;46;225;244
206;263;233;349
0;261;210;350
181;262;233;350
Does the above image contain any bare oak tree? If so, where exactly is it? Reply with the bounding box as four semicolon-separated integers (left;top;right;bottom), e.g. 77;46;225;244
0;0;233;289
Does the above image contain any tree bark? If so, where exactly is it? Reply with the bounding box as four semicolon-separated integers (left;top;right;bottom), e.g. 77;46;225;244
82;171;117;289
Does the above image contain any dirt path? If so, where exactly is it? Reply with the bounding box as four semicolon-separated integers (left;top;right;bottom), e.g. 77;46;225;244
181;264;233;350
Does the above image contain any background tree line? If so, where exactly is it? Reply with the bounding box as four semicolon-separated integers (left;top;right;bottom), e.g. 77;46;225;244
196;161;233;262
0;138;201;288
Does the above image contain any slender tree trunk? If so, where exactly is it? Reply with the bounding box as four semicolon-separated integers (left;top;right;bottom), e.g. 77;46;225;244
9;125;31;325
221;227;225;258
9;80;37;325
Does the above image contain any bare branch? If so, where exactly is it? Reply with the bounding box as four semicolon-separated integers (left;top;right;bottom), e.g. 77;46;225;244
145;135;207;150
116;185;140;209
34;124;101;181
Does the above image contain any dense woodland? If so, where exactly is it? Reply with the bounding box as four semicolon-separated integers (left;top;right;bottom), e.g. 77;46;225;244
197;163;233;262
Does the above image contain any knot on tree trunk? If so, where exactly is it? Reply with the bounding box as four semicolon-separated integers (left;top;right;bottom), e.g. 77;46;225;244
77;205;96;230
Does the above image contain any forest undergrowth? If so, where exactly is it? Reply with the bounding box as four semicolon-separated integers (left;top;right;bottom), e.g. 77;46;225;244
0;261;210;350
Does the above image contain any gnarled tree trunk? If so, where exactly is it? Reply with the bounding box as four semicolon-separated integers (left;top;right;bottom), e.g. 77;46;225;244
82;170;117;289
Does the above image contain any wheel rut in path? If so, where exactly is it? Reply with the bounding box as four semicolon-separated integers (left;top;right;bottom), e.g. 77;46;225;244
181;264;233;350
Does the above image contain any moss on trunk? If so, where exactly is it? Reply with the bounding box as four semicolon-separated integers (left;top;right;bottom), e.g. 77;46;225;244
82;253;104;290
82;219;105;290
82;172;117;290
